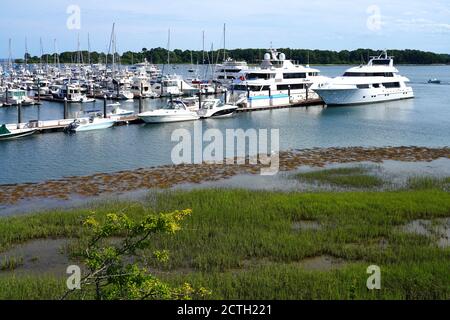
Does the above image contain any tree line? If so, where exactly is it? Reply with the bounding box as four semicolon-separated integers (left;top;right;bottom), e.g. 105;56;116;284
15;47;450;65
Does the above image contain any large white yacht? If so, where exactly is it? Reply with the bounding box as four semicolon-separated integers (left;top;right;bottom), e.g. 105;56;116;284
215;58;248;85
229;49;329;108
312;51;414;105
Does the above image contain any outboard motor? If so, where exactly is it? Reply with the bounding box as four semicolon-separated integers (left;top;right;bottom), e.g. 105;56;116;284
63;120;79;133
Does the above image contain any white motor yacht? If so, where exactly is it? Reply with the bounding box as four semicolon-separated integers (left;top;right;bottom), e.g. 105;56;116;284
215;58;248;85
312;51;414;105
230;49;329;108
138;100;200;123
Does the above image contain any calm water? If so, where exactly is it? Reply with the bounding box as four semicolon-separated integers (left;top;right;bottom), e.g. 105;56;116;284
1;65;449;185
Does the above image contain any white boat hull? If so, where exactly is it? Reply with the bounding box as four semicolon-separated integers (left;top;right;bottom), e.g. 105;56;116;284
74;119;116;132
139;114;199;123
314;87;414;105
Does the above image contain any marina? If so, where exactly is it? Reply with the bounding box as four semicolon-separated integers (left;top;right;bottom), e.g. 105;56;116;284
0;0;450;303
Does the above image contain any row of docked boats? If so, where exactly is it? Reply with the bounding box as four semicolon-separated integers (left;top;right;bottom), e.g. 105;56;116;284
2;48;416;108
1;48;420;140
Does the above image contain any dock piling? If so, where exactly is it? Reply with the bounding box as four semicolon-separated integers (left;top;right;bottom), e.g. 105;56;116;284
37;79;41;102
103;96;107;118
17;102;22;129
64;98;68;119
5;87;8;104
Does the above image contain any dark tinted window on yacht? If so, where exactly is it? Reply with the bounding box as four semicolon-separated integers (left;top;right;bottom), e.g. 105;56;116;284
357;84;370;89
283;73;307;79
246;73;271;80
383;82;400;88
277;84;305;90
220;69;240;73
232;85;248;91
344;72;393;77
372;59;391;65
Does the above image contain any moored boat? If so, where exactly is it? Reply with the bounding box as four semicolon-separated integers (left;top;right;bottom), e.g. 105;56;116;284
313;51;414;105
0;124;36;140
197;99;237;119
64;115;116;132
138;100;199;123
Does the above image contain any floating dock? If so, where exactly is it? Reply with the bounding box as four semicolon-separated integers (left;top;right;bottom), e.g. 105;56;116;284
4;98;324;134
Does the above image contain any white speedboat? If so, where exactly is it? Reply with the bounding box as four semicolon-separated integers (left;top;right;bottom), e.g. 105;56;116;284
64;115;116;132
0;124;36;140
138;100;200;123
312;51;414;105
109;106;134;117
197;99;237;119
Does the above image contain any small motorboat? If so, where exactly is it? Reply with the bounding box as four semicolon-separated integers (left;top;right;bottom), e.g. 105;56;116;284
138;100;199;123
109;106;134;117
428;78;441;84
0;124;36;140
106;102;121;108
64;115;116;133
197;99;237;119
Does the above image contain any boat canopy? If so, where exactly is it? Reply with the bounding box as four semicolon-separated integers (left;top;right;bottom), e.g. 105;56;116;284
0;125;11;135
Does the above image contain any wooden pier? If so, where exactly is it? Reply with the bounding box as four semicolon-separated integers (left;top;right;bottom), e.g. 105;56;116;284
4;98;324;134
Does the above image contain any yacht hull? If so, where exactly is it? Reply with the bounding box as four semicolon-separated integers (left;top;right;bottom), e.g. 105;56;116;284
314;87;414;106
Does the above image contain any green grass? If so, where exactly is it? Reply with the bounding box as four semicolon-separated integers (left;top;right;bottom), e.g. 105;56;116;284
295;167;384;188
0;256;23;271
0;189;449;300
406;176;450;191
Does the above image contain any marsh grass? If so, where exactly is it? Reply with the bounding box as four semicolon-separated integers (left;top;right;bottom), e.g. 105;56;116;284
0;256;23;271
295;167;384;189
0;189;449;299
406;176;450;191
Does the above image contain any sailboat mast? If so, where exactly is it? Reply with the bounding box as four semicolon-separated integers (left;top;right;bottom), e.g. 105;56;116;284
8;38;12;70
24;37;28;70
167;28;171;67
88;33;91;65
223;23;226;62
202;31;205;65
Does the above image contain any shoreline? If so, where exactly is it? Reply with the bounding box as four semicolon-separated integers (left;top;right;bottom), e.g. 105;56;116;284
1;146;449;208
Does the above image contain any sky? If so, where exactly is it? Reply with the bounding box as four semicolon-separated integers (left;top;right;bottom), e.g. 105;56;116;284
1;0;450;58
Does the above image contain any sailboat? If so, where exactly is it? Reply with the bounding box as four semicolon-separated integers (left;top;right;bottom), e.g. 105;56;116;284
188;51;195;73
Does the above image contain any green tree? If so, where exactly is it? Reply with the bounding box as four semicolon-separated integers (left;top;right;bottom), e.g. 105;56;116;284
62;209;210;300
